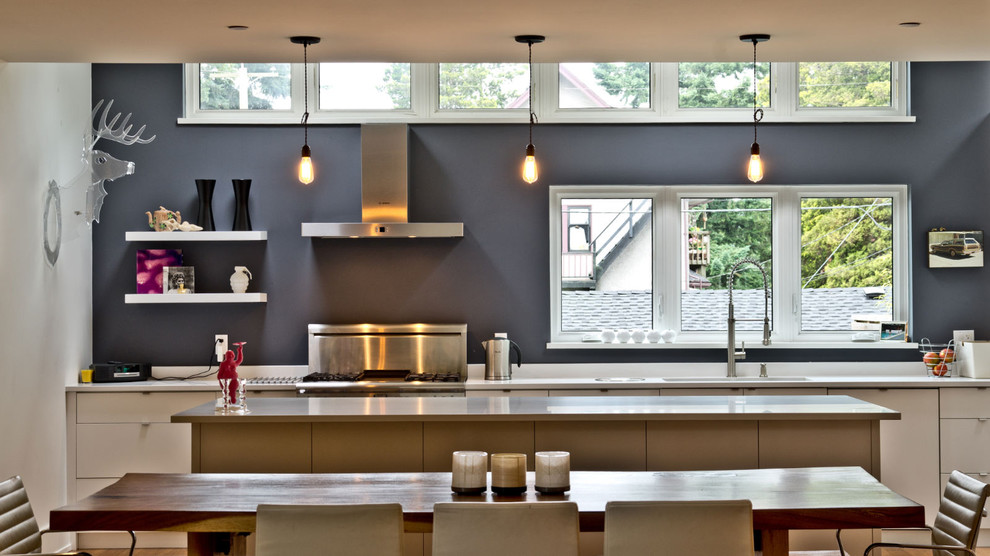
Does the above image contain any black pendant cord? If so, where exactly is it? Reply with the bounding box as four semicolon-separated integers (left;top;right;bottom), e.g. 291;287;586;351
751;38;763;145
528;39;537;145
302;42;310;145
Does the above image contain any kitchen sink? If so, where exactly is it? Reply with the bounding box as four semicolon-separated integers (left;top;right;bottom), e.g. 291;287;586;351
662;376;809;382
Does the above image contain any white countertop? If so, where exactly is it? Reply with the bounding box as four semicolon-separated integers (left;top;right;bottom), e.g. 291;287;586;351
64;361;990;392
170;394;900;423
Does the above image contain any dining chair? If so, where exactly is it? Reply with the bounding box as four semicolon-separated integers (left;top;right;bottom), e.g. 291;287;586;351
603;499;755;556
255;503;403;556
861;470;990;556
0;475;93;556
432;501;580;556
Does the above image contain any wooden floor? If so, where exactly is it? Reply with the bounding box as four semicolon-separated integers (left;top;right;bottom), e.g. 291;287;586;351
85;549;990;556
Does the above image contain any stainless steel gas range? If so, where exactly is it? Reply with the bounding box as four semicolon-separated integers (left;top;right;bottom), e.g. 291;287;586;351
297;323;467;397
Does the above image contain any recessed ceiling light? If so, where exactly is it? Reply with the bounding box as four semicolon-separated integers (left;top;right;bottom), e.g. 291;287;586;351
227;25;249;31
899;22;921;27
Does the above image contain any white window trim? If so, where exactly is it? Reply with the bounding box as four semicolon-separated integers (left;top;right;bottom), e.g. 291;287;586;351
548;184;911;349
180;62;914;125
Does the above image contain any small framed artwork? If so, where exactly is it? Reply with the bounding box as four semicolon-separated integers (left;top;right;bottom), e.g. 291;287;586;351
163;266;195;294
928;230;984;268
879;321;908;341
136;249;182;294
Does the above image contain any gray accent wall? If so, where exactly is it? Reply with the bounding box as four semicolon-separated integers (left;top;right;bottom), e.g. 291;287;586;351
92;62;990;366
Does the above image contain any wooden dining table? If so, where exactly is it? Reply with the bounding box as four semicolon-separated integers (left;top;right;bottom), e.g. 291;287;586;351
50;466;923;556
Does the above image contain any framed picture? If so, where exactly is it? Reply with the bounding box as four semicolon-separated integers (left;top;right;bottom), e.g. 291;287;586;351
928;230;984;268
163;266;195;294
879;321;908;342
136;249;182;294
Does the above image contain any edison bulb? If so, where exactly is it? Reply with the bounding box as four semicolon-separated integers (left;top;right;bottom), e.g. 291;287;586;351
522;143;538;184
747;142;763;183
299;144;314;185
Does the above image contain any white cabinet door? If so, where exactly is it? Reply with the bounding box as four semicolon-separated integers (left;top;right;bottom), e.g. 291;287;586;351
940;419;990;472
830;388;940;525
77;423;192;478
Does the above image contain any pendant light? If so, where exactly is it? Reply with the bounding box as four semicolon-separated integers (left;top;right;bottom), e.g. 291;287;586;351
740;34;769;182
291;36;321;184
515;34;545;184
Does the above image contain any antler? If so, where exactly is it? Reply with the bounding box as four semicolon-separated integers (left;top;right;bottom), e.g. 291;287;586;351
92;99;157;146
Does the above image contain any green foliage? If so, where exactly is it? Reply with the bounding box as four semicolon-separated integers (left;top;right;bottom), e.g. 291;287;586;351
591;63;651;108
378;63;411;108
677;63;769;108
437;63;525;109
199;64;290;110
688;198;772;290
801;198;893;288
798;62;891;108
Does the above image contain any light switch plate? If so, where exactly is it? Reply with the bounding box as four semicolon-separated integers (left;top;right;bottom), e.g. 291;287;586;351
953;329;975;346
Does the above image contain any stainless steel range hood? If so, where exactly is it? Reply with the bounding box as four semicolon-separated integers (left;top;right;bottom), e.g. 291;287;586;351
301;124;464;238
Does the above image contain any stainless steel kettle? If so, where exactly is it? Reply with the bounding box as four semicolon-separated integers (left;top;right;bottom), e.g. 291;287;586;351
483;333;522;381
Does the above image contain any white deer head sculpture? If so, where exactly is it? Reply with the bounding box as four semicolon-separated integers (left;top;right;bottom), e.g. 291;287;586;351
44;99;155;266
82;99;156;223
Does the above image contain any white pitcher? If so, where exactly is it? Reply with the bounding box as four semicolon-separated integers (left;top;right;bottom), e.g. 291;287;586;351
229;266;252;294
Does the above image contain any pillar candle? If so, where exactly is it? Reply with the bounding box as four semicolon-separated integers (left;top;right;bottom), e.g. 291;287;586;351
535;451;570;494
451;451;488;494
491;453;527;495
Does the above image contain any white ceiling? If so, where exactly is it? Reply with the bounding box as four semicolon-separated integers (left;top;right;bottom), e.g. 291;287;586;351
2;0;988;63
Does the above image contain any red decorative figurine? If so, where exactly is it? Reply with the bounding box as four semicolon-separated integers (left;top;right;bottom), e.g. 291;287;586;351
217;341;246;404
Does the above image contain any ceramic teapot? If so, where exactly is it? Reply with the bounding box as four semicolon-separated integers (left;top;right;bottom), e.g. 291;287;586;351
230;266;252;294
146;206;181;232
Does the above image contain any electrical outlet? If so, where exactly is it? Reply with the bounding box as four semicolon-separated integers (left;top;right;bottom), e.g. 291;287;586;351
954;329;975;346
215;334;228;362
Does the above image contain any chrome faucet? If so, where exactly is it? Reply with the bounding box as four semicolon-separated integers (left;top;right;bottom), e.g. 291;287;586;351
727;258;771;377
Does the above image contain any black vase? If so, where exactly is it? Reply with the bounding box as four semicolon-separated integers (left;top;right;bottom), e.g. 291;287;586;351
231;179;252;231
194;179;216;231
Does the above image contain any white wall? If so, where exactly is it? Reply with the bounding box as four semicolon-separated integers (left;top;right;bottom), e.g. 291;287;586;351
0;63;91;542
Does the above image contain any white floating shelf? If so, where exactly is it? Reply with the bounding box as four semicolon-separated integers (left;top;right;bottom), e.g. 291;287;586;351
125;293;267;304
125;231;267;242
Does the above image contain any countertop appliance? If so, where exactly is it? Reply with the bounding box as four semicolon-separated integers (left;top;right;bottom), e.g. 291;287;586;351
91;362;151;383
298;323;467;397
483;332;521;381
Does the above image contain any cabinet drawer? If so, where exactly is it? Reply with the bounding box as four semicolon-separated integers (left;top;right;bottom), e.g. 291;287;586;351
940;388;990;418
77;392;215;423
550;389;659;397
466;390;549;397
77;423;192;478
940;419;990;472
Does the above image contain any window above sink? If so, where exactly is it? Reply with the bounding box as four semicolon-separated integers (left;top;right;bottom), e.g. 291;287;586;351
548;184;910;348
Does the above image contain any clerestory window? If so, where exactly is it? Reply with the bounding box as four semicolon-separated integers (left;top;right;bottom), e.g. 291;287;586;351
181;62;910;124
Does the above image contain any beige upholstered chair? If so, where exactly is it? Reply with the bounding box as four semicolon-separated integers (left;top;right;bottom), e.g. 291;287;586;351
255;503;404;556
604;499;755;556
0;475;92;556
862;470;990;556
432;502;580;556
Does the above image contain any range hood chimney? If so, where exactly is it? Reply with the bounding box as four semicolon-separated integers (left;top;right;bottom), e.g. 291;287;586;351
301;124;464;238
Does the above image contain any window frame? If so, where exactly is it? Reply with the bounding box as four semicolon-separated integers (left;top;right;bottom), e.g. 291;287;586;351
181;62;913;125
548;184;910;348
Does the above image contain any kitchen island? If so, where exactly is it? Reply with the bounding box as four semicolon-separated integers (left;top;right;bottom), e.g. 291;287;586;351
172;395;896;476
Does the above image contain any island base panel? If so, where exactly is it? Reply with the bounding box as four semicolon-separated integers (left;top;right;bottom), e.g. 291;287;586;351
199;423;312;473
423;422;535;471
313;422;423;472
535;421;646;470
647;421;759;470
